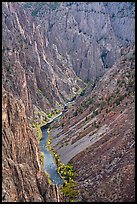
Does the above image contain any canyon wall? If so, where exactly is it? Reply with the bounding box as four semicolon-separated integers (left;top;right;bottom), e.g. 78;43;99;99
50;45;135;202
2;89;61;202
2;2;135;202
3;2;135;115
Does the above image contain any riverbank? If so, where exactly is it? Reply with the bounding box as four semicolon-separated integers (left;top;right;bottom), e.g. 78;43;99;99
46;129;80;202
40;126;63;186
38;109;81;201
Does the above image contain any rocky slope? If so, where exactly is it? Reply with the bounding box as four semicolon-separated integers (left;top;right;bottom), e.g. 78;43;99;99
50;45;135;201
2;89;61;202
2;2;135;202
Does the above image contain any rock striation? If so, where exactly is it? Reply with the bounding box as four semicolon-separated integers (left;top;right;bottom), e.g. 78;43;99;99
2;2;135;202
2;90;61;202
2;2;135;115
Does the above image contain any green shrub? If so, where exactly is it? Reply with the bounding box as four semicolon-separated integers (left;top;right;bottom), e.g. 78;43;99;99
60;181;79;201
46;131;80;201
45;172;52;185
93;121;97;128
48;113;52;118
41;152;45;166
117;79;120;84
33;122;42;143
55;109;59;114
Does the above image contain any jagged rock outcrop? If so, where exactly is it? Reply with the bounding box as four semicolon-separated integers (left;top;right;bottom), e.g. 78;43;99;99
2;90;61;202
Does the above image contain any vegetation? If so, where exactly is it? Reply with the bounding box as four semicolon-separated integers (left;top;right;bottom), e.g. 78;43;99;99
55;109;59;114
24;2;60;16
41;152;45;166
47;113;52;118
32;122;42;143
47;109;60;119
46;132;80;202
60;181;79;202
45;172;52;185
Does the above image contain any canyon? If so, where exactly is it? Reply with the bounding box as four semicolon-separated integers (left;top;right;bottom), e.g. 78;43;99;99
2;2;135;202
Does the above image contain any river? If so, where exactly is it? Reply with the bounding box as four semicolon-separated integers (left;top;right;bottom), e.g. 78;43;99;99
39;100;75;186
40;114;63;186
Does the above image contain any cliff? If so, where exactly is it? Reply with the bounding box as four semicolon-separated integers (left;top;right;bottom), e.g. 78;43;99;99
2;2;135;202
2;2;135;116
2;90;61;202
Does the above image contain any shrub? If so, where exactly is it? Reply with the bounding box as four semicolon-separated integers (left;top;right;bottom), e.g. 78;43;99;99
60;181;79;201
55;109;59;114
45;172;52;185
33;122;42;143
117;79;120;84
41;152;45;166
46;134;80;202
48;113;52;118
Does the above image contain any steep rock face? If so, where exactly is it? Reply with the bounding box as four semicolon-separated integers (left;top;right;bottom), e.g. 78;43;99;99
2;2;135;202
2;2;135;116
2;2;83;116
50;45;135;201
103;2;135;46
22;2;134;81
2;90;60;202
